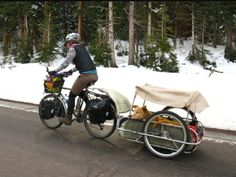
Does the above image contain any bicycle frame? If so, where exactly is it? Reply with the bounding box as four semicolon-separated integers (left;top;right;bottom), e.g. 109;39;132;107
58;86;111;122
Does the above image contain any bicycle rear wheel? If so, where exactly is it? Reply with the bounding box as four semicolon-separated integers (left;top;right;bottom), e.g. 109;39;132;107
83;104;117;139
38;94;64;129
143;110;189;159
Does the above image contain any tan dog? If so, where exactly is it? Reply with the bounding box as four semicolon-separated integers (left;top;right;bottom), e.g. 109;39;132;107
130;105;180;127
130;105;152;120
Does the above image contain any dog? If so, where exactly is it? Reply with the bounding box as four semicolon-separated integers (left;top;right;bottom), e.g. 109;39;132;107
130;105;152;120
130;105;180;127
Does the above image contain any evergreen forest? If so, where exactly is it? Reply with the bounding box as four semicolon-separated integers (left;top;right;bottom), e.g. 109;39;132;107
1;1;236;72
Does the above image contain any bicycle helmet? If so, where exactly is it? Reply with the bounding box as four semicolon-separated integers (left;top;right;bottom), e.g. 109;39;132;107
65;32;80;42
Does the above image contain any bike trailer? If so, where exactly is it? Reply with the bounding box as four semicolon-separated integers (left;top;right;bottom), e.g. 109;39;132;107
118;84;209;157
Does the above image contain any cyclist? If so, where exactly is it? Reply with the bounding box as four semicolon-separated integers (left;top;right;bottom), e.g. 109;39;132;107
48;32;98;125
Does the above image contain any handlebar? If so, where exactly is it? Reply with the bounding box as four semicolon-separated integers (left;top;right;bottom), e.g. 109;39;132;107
46;67;72;78
54;71;72;78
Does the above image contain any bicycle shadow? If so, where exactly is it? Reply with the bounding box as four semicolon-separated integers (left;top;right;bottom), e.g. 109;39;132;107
35;123;144;156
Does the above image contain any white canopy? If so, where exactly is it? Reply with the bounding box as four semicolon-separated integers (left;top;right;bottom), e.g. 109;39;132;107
135;84;209;113
98;88;131;113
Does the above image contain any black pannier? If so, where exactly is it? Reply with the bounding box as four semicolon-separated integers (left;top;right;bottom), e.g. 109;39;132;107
87;97;114;124
39;100;55;119
39;98;65;120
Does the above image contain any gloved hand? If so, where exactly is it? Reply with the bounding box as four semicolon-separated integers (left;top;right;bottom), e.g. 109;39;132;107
64;69;73;76
48;70;56;76
68;69;73;75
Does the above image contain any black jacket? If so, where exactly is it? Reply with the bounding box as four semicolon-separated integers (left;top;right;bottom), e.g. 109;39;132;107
72;43;96;73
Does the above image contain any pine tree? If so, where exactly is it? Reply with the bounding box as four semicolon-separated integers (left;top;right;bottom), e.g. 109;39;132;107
189;2;207;66
0;2;18;61
86;1;112;67
15;2;32;63
139;2;178;72
222;1;236;62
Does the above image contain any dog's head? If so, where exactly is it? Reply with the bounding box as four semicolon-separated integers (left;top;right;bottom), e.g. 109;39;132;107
130;105;152;120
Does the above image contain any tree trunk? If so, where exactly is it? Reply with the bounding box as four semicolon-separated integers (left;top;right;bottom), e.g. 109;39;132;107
128;1;135;65
2;31;9;57
33;32;41;52
108;1;118;67
161;3;165;39
226;25;233;49
224;24;236;62
191;3;197;56
173;17;177;48
147;1;152;36
18;14;30;62
145;1;152;51
212;2;219;48
77;1;84;40
201;17;205;50
20;15;28;40
43;1;50;48
20;15;28;48
173;2;179;49
212;21;217;48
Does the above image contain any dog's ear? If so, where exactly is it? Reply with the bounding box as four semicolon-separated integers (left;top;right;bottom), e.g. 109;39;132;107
132;105;138;111
142;105;148;111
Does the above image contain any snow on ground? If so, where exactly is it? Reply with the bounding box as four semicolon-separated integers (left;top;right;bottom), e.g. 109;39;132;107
0;40;236;131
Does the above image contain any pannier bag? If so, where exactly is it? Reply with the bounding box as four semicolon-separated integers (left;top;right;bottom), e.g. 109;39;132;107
39;100;56;119
39;98;65;119
87;98;113;124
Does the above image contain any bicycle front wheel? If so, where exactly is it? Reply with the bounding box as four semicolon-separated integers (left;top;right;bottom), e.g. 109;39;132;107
38;94;64;129
83;104;117;139
143;110;189;159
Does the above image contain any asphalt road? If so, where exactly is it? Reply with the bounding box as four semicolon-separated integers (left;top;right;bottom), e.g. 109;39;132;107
0;103;236;177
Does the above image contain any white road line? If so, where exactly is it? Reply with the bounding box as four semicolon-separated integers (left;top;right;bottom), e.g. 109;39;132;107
0;104;38;113
203;137;236;145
